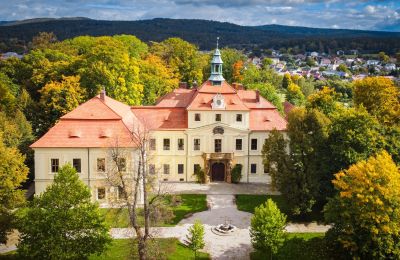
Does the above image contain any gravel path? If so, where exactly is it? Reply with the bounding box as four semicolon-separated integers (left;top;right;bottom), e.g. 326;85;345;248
111;195;330;260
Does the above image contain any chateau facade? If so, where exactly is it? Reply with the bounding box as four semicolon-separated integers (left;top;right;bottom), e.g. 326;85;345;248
31;46;287;202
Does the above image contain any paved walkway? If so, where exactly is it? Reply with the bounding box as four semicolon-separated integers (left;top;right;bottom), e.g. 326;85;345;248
165;182;280;195
111;194;330;260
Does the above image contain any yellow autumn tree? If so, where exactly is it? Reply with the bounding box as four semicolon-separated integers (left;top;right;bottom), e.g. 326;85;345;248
307;87;342;116
325;151;400;259
232;60;244;83
353;77;400;125
286;83;305;106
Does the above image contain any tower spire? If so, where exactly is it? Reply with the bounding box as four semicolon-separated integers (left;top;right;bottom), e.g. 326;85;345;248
208;37;224;85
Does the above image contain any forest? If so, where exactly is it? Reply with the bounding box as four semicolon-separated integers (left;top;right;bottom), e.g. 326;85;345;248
1;18;400;54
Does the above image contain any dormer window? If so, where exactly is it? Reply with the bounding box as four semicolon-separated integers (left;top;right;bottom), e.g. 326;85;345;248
212;93;225;109
212;81;221;86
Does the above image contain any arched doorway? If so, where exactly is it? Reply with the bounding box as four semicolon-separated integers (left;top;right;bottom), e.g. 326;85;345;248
211;162;225;182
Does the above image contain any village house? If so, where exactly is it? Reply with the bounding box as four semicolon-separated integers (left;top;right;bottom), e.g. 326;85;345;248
30;45;288;202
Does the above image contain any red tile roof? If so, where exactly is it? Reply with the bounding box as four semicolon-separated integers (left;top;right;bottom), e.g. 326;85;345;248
186;93;250;111
197;80;237;94
155;88;196;107
30;120;134;148
131;107;187;130
249;109;287;131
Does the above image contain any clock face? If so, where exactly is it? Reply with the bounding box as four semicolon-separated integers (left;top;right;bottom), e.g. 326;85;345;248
216;100;222;106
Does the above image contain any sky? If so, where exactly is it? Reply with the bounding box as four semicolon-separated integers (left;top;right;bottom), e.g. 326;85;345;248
0;0;399;31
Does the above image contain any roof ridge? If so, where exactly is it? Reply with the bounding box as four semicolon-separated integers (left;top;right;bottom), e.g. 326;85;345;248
61;96;122;120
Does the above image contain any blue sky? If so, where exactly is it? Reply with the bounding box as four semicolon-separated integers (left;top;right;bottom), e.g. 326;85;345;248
1;0;399;31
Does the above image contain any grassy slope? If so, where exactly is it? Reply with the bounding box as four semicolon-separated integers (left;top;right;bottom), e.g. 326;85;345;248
236;195;324;222
100;194;207;228
250;233;332;260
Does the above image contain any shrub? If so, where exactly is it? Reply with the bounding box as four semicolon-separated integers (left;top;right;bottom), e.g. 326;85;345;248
186;220;205;259
250;199;287;260
193;165;206;183
231;164;243;183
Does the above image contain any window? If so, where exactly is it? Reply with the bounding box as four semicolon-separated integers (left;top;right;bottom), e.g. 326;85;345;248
194;139;200;150
149;164;155;175
51;158;59;173
97;158;105;172
117;186;126;200
163;164;170;175
97;187;106;200
149;138;156;150
215;114;221;122
194;113;201;121
163;138;170;150
264;165;268;174
236;114;242;122
251;164;257;174
235;139;243;150
178;164;184;174
214;139;222;152
117;158;126;172
251;139;258;150
180;178;184;182
178;138;184;150
73;158;81;173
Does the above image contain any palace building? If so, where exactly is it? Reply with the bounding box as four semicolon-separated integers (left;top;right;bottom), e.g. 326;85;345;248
30;45;287;202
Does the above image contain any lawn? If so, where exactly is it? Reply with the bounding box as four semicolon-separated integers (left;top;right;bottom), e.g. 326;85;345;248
89;238;210;260
235;195;324;222
250;233;333;260
100;194;207;228
0;238;210;260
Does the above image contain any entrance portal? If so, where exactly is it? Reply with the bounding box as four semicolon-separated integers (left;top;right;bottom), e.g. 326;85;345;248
211;162;225;181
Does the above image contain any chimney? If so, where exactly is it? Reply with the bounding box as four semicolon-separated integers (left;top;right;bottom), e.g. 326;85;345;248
100;88;106;101
179;82;188;89
192;81;198;89
255;90;260;103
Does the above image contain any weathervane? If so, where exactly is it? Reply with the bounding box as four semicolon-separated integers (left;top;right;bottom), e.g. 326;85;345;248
216;37;219;49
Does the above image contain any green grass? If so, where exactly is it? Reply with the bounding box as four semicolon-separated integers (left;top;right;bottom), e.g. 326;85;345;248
1;238;210;260
250;233;333;260
89;238;210;260
100;194;207;228
236;195;324;222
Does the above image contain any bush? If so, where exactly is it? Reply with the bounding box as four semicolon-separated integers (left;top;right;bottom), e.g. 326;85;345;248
193;165;206;183
186;220;205;259
231;164;242;183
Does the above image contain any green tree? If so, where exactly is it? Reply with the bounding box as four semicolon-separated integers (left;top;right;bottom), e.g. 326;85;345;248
328;107;385;175
17;164;111;259
250;199;287;260
150;38;206;86
282;73;292;89
247;83;284;113
186;220;205;259
220;48;246;83
307;87;342;116
263;108;331;214
353;77;399;125
0;134;28;243
325;151;400;259
378;51;390;63
336;64;349;73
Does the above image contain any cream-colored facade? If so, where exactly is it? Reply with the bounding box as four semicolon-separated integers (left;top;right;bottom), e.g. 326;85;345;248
31;46;287;203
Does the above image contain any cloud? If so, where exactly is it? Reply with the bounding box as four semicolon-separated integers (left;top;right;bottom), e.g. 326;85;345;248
0;0;399;31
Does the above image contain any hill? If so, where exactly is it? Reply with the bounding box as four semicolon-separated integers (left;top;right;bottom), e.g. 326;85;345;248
0;18;399;54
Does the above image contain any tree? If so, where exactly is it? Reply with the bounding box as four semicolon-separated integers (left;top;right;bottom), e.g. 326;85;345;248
39;75;86;125
353;77;399;125
306;57;316;67
286;83;305;106
150;38;206;86
31;32;58;49
186;220;205;259
325;151;400;259
0;134;28;243
336;64;349;73
328;107;385;176
263;108;331;214
246;83;284;113
17;164;111;259
220;48;246;83
139;54;179;105
378;51;390;63
282;73;292;89
307;87;342;116
250;199;286;259
105;121;173;260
